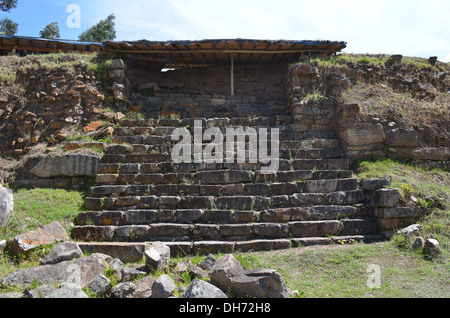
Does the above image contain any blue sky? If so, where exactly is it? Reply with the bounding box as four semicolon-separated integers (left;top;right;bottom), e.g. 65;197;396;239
2;0;450;62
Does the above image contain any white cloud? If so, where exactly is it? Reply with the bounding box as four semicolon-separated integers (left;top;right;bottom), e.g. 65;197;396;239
86;0;450;61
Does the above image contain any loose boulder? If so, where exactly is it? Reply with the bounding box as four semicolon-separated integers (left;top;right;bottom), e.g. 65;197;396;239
46;283;88;299
88;275;111;296
40;241;83;265
182;279;227;299
151;274;175;298
9;221;69;255
109;282;136;298
210;254;289;298
2;253;110;289
144;242;170;272
424;238;442;256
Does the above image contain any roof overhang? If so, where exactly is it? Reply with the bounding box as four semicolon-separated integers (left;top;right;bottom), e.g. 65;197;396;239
0;35;102;54
104;39;347;68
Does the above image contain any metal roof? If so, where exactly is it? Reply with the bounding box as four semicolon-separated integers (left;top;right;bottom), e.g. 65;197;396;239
105;39;347;67
0;35;103;53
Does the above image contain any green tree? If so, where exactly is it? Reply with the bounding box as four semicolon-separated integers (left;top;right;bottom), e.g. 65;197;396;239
0;17;18;35
78;14;116;42
40;22;60;39
0;0;17;12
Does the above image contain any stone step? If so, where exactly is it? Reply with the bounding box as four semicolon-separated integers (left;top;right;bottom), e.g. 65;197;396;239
94;173;358;193
71;218;380;244
95;173;357;191
117;117;287;129
76;234;386;259
84;189;365;211
99;159;353;177
99;154;350;171
87;175;360;198
76;204;372;226
111;140;338;155
96;167;354;187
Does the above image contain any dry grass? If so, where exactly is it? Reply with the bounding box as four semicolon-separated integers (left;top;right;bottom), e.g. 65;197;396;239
343;82;450;127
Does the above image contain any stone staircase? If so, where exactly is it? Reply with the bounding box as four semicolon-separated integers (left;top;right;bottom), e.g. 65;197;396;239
72;98;386;256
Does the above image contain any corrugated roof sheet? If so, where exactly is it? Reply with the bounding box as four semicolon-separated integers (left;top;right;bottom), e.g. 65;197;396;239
0;35;103;53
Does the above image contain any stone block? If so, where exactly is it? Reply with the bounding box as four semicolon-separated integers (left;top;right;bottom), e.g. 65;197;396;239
192;225;220;240
360;179;390;191
125;210;158;225
176;209;204;224
178;197;214;210
337;178;358;191
215;196;254;210
30;155;100;178
289;220;341;237
310;205;356;220
144;242;171;272
253;223;289;238
138;196;157;209
306;179;338;193
341;123;385;146
374;188;401;207
385;128;419;147
9;222;69;255
71;226;116;242
84;198;103;211
327;190;364;205
110;59;125;70
376;207;419;219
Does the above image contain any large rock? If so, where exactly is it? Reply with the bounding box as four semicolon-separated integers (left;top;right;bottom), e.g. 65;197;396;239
151;274;175;298
88;275;111;296
110;282;136;298
40;241;83;265
26;284;58;298
30;155;100;178
133;276;156;298
424;239;442;256
46;283;88;299
9;221;69;255
144;242;171;272
210;254;289;298
0;184;13;228
341;123;385;146
2;253;110;289
182;279;227;299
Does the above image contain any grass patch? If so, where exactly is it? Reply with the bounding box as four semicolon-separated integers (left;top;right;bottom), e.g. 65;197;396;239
0;52;111;84
235;242;449;298
0;187;86;241
306;53;449;72
352;158;449;203
342;82;449;127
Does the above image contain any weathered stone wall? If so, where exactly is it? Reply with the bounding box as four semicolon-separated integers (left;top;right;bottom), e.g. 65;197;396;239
287;58;449;167
0;64;107;156
127;63;288;103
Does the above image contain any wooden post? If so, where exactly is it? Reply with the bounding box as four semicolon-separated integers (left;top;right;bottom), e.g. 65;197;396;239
230;53;235;96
